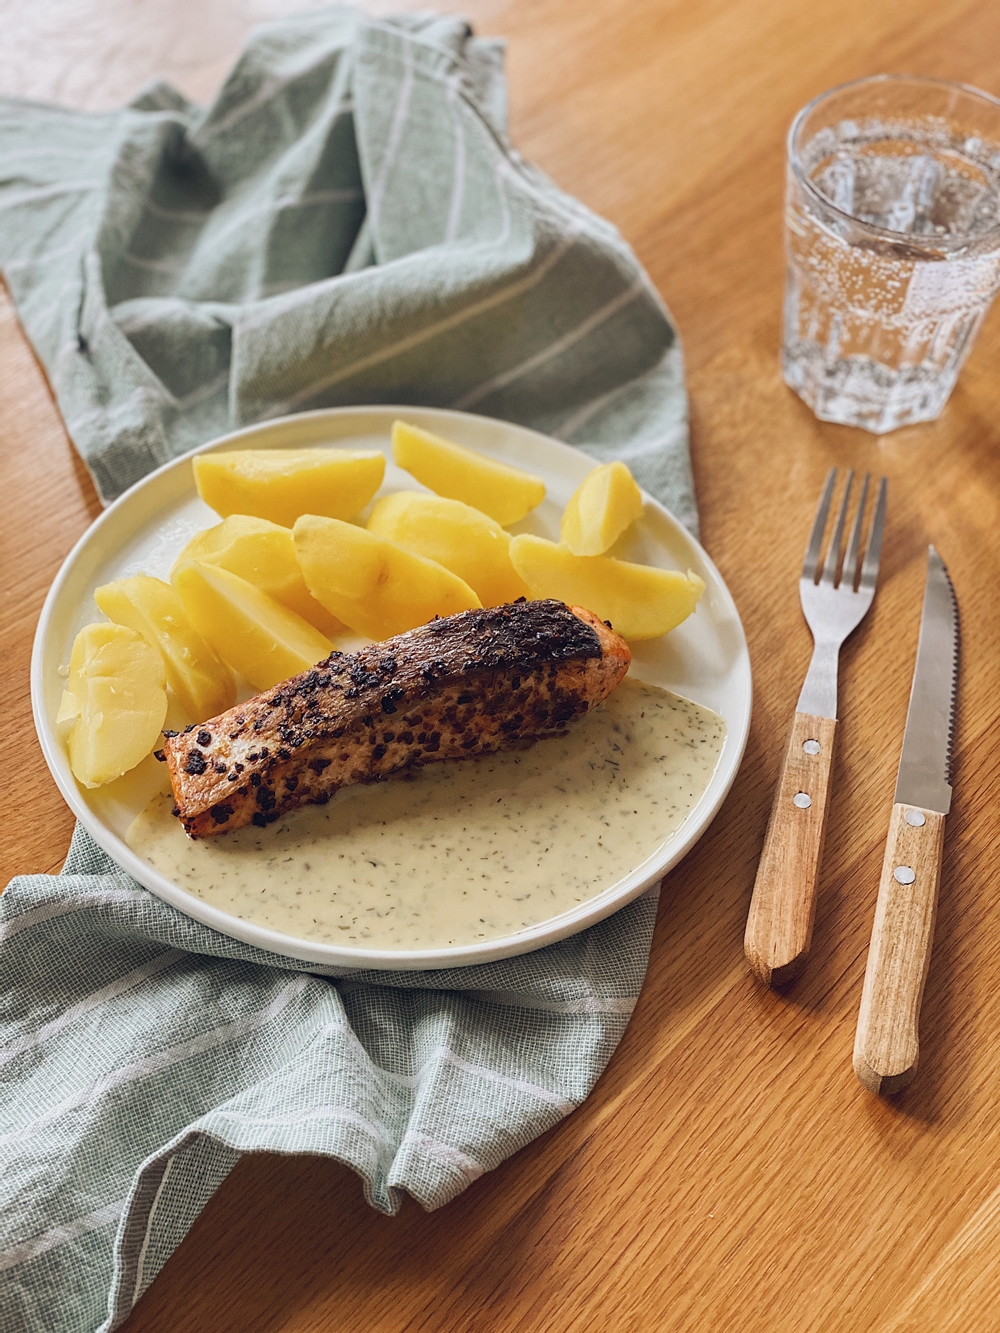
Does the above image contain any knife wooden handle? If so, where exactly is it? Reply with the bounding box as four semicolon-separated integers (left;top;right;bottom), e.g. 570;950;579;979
744;712;837;987
853;802;945;1095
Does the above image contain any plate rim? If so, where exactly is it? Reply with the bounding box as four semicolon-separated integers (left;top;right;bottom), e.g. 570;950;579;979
31;405;752;970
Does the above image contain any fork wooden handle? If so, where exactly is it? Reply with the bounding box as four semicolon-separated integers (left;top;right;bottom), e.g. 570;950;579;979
853;803;945;1096
744;712;837;987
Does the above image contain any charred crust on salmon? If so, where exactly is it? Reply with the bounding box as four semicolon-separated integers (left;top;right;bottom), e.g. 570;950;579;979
164;599;630;839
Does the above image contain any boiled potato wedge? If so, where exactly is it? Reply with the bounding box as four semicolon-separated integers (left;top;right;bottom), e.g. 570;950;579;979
509;534;704;640
391;421;545;526
172;560;332;690
193;448;385;528
172;515;342;635
366;492;528;607
95;574;235;722
560;461;643;556
293;514;481;641
57;622;167;787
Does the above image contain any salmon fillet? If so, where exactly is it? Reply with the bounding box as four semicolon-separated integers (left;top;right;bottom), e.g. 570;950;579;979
162;598;630;839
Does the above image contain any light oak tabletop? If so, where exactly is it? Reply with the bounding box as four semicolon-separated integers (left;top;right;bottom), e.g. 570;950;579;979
3;1;1000;1329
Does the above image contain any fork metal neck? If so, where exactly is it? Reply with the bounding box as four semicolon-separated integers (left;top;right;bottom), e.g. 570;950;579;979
796;638;839;719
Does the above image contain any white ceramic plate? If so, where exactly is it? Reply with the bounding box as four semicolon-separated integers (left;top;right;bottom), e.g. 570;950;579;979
32;406;751;969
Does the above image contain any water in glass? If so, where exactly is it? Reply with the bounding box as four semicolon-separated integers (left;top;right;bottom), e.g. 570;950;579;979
783;81;1000;433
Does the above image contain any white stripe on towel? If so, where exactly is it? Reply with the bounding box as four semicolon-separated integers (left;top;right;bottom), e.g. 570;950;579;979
435;1047;576;1114
451;275;646;410
0;181;99;210
401;1131;484;1185
444;70;467;243
0;1198;126;1273
462;991;638;1016
0;950;186;1069
307;1018;576;1112
0;977;311;1149
553;356;669;440
367;41;414;235
0;886;152;946
131;1154;176;1304
262;215;582;417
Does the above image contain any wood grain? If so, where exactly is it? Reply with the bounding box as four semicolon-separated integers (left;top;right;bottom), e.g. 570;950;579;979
4;2;1000;1331
854;804;947;1097
745;711;838;986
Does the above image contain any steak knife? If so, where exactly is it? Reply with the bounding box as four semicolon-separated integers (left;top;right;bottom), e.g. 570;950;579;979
853;546;959;1095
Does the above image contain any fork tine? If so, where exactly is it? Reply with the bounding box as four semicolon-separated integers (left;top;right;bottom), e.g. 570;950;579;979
842;472;870;591
820;469;854;587
802;468;837;582
859;477;888;592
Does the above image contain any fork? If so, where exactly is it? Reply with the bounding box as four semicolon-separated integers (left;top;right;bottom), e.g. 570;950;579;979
744;468;887;987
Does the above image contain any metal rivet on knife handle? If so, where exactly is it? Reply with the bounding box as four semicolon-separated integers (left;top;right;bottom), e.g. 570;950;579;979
854;546;958;1096
854;805;946;1095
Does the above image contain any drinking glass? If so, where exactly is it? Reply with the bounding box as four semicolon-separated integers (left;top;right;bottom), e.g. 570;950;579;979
783;75;1000;433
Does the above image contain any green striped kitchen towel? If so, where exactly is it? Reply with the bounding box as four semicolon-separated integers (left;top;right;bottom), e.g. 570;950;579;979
0;9;691;1331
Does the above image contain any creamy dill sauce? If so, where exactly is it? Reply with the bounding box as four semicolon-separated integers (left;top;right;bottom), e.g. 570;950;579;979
126;679;725;951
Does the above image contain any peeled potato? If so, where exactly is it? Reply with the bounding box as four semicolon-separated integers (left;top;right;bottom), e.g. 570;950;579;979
560;461;644;556
57;622;167;787
366;492;529;608
172;515;342;635
172;560;332;690
95;574;235;723
193;448;385;528
391;421;545;526
293;514;481;641
509;534;704;640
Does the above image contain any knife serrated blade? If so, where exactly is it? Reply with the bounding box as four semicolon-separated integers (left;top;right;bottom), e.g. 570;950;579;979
893;546;959;815
854;546;959;1096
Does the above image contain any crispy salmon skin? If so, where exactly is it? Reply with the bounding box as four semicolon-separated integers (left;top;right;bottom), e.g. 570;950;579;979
163;599;630;838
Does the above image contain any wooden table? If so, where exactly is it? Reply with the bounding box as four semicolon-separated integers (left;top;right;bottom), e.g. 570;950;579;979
4;2;1000;1328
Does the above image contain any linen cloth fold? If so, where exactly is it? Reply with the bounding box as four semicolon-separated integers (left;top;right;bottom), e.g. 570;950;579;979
0;9;692;1332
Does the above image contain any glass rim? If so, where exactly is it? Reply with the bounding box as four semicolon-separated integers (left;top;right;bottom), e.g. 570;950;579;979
788;73;1000;247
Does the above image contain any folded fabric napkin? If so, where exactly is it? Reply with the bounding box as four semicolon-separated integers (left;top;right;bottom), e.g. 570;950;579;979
0;10;692;1331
